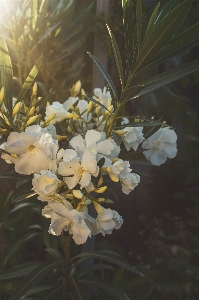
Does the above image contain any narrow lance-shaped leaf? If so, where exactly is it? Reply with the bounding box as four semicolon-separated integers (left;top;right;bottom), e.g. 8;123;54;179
12;191;37;203
0;262;42;280
154;0;179;25
17;54;43;103
87;52;118;105
128;0;192;86
70;276;84;300
126;60;199;101
136;0;142;53
38;285;61;300
143;3;160;44
107;24;124;89
84;95;113;115
148;25;199;67
0;38;13;117
122;0;134;77
9;261;64;300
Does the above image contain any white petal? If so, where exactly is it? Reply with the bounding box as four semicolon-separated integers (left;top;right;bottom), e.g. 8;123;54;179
85;130;102;147
97;140;114;155
70;219;91;244
150;150;167;166
70;135;85;153
79;171;91;188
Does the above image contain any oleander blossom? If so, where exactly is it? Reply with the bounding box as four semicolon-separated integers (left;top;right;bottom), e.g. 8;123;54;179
122;127;145;151
32;170;61;196
42;201;91;244
3;125;58;175
142;128;177;166
93;87;112;108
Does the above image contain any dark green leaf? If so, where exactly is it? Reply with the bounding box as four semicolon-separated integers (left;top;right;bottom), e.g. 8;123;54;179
78;278;126;300
143;3;160;44
38;285;61;300
0;38;13;117
70;276;84;300
9;261;64;300
0;172;27;179
25;285;53;297
72;251;143;276
107;25;124;88
4;233;40;265
12;191;37;203
87;52;118;103
129;60;199;100
148;26;199;67
77;264;115;279
45;248;64;261
122;0;134;75
155;0;179;25
97;157;105;168
17;54;43;103
112;131;122;146
129;0;192;83
136;0;142;53
0;262;41;280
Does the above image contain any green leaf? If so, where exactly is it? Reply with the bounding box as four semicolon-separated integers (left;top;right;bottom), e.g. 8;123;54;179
0;116;12;131
97;157;105;168
9;261;64;300
77;264;115;279
148;25;199;67
72;250;143;276
78;278;126;300
112;131;122;146
155;0;179;25
12;191;37;203
0;38;13;117
45;248;64;261
107;25;124;88
17;54;43;103
0;262;41;280
4;233;40;265
25;285;53;297
38;285;61;300
143;3;160;44
120;86;142;103
0;172;27;179
87;52;118;103
136;0;142;53
122;0;134;75
70;276;84;300
129;0;192;83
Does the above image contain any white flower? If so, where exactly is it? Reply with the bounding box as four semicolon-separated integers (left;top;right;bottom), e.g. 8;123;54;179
32;170;60;196
42;202;91;244
63;97;79;111
93;87;112;108
142;128;177;166
4;125;58;175
120;173;140;195
122;127;145;151
58;149;98;189
94;203;123;236
46;102;72;124
70;130;120;159
104;159;131;182
121;118;129;125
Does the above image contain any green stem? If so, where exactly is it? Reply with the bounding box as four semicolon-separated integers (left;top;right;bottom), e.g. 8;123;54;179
106;103;122;138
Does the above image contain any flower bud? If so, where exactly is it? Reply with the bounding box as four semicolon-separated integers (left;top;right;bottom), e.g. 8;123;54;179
0;87;4;105
73;190;83;199
97;175;103;187
43;113;56;126
114;130;127;136
109;173;119;182
112;158;119;163
25;115;39;126
107;98;111;108
28;107;35;117
87;101;93;113
94;186;107;193
65;112;75;119
67;126;72;133
97;198;105;203
32;82;37;95
12;102;22;118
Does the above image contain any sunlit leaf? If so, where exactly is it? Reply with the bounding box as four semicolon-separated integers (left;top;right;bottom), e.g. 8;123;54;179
12;191;37;203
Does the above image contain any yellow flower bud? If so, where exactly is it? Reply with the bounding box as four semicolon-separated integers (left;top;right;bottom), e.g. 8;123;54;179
114;130;127;136
0;87;4;105
81;199;91;206
28;107;35;117
32;82;37;95
87;101;93;113
43;113;56;126
95;106;101;115
12;102;22;118
25;115;39;126
73;190;83;199
67;126;72;133
109;173;119;182
81;88;85;96
112;158;119;163
97;175;103;187
94;186;107;193
55;135;68;141
65;112;75;119
68;103;75;111
97;198;105;203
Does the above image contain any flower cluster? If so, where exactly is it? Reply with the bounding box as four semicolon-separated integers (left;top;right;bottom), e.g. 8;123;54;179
0;81;178;244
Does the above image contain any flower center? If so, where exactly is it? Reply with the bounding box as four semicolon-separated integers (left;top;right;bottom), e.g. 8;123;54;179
78;167;84;176
27;145;36;152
